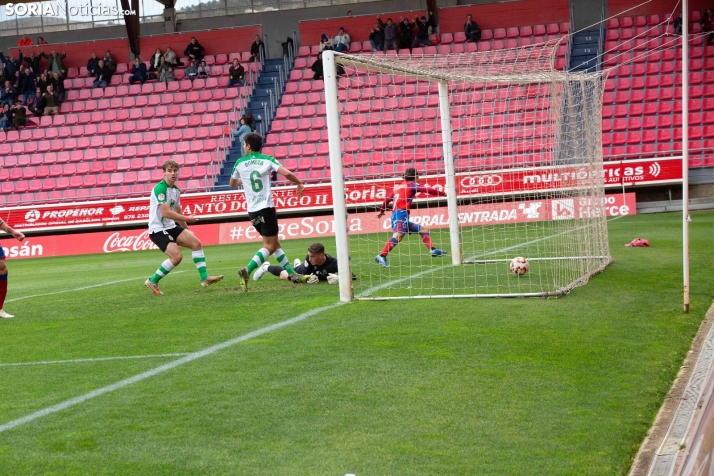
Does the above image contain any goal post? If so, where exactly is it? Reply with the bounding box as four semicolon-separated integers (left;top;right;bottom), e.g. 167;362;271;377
324;44;611;301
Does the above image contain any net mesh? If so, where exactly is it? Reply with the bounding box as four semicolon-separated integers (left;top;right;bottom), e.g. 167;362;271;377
328;42;611;299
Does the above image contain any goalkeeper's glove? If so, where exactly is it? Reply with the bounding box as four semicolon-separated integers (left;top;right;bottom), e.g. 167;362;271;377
327;273;340;285
307;274;319;284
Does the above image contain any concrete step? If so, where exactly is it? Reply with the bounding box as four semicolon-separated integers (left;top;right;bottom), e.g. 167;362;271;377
637;198;714;214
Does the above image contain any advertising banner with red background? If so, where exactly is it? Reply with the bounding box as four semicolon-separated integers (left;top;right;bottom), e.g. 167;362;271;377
1;158;673;233
1;193;635;260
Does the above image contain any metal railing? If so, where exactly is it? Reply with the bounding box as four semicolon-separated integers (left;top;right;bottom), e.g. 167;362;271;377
597;2;605;72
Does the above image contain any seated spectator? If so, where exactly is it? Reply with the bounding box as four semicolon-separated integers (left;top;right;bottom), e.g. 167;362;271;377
41;49;67;75
245;112;256;131
158;58;171;82
704;8;714;45
399;17;415;50
378;16;399;51
673;12;683;35
163;65;176;84
36;72;50;93
0;80;17;108
0;70;6;87
87;52;100;77
149;48;163;72
12;71;20;89
164;46;181;67
0;104;11;132
42;84;59;115
186;60;198;81
17;67;36;104
347;10;352;17
129;57;147;85
103;50;116;73
464;14;481;42
197;60;210;78
319;34;333;52
233;117;252;154
37;37;48;45
228;58;245;87
369;24;384;52
312;52;324;80
333;27;350;52
23;52;41;74
184;37;205;63
27;87;45;117
411;13;435;48
50;71;66;102
0;50;24;79
10;101;27;130
250;35;265;62
92;59;112;89
18;34;32;47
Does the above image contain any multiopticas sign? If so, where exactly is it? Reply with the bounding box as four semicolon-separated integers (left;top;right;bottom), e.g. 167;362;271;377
5;2;136;16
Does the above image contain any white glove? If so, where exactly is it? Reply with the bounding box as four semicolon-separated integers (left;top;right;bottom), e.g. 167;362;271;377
294;258;301;269
327;273;339;285
307;274;319;284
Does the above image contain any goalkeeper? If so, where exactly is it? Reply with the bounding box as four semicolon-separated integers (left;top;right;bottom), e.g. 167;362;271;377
253;242;355;284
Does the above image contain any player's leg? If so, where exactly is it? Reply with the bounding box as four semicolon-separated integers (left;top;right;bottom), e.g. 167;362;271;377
0;257;13;318
376;211;407;267
146;230;183;295
411;222;447;257
175;228;224;287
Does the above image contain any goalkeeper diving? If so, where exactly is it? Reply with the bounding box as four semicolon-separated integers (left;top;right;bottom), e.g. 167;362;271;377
253;242;356;284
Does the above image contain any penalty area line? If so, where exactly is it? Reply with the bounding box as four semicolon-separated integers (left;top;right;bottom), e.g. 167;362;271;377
0;353;191;368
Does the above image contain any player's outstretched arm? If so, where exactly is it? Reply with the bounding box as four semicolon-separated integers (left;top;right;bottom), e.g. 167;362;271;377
418;184;447;197
277;166;305;197
158;203;198;225
0;219;24;242
376;194;394;219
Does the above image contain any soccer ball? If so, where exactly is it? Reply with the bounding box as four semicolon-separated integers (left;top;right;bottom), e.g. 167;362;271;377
510;257;529;276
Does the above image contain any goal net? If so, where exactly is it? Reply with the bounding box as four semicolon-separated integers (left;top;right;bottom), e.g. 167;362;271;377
322;44;611;301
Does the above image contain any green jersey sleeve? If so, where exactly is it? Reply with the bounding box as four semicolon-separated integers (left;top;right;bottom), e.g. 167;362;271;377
154;182;169;203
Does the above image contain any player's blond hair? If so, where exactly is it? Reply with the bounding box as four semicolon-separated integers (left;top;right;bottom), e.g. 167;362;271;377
162;160;180;172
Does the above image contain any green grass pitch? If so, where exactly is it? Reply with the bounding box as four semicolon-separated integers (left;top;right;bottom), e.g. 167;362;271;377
0;211;713;475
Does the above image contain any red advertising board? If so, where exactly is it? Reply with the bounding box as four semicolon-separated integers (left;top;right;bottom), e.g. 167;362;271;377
1;193;635;260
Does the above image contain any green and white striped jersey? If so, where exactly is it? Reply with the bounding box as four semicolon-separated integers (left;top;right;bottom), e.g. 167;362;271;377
231;152;282;213
148;179;181;233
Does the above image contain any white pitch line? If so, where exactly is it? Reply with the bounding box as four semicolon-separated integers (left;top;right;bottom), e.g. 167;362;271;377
0;353;191;368
5;271;187;303
0;216;626;433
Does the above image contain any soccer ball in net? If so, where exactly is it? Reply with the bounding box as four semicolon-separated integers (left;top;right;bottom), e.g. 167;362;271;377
510;257;530;276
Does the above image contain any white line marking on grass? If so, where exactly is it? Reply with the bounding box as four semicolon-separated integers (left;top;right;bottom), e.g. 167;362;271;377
6;271;187;303
0;353;191;367
0;216;625;433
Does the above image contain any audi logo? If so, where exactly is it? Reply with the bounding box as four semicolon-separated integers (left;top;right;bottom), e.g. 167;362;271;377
460;175;503;188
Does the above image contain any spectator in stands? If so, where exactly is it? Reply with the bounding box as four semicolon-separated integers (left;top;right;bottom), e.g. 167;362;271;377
333;27;351;52
41;50;66;75
319;34;333;52
10;101;27;130
163;65;176;85
149;48;163;73
87;52;100;77
17;67;36;104
185;59;198;81
0;70;6;87
1;80;17;108
245;112;256;131
377;16;399;51
18;35;32;47
312;52;324;80
12;71;20;90
36;72;49;93
164;46;181;67
0;104;10;132
27;87;45;117
347;10;353;17
412;13;435;48
703;9;714;45
92;59;112;89
155;56;169;80
37;37;48;45
250;35;265;62
103;50;116;73
397;17;414;50
184;37;205;63
42;83;59;116
369;24;384;52
0;50;24;80
23;52;41;74
464;14;481;42
49;71;65;102
233;117;251;154
129;57;147;85
197;60;210;78
228;58;245;87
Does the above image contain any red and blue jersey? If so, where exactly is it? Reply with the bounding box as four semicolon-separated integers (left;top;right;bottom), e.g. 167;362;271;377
379;180;445;214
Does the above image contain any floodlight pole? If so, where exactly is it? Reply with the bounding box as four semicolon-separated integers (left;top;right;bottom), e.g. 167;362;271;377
437;81;462;265
323;50;353;303
683;1;690;313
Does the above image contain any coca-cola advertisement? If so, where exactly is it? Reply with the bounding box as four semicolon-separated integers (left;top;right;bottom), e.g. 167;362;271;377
1;158;675;233
1;194;635;259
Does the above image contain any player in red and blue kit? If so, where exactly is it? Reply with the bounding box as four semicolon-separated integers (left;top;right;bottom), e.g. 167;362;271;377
375;167;447;268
